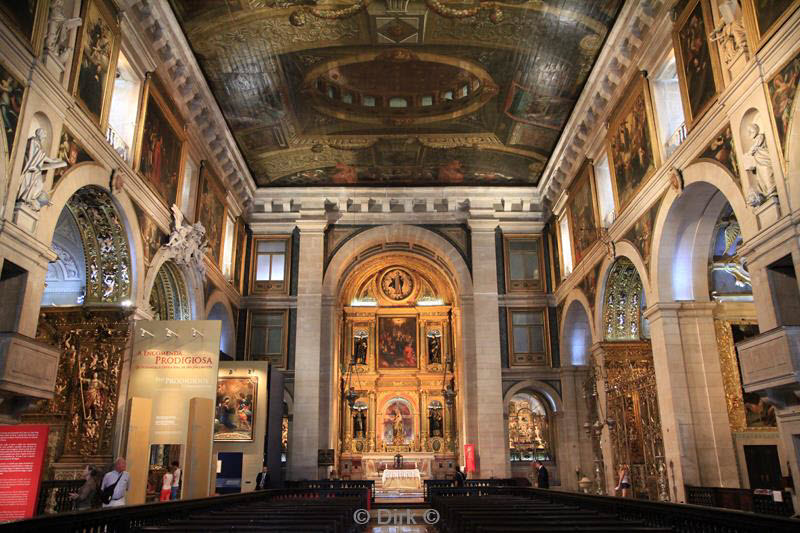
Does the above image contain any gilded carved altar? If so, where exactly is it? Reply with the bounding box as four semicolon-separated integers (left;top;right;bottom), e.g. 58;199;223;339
601;341;666;500
336;256;459;479
24;307;132;478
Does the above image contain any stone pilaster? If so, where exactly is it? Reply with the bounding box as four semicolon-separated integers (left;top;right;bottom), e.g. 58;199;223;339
289;218;327;479
465;217;509;477
644;302;739;501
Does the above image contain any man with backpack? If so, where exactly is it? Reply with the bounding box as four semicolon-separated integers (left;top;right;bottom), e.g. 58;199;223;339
100;457;130;507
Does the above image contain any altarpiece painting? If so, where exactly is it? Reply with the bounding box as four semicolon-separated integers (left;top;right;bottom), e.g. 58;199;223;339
378;316;417;369
71;0;119;126
0;61;24;161
567;160;600;266
673;0;722;127
196;167;226;266
607;73;661;214
382;398;413;446
214;377;257;442
742;0;800;49
766;48;800;170
135;78;187;208
0;0;45;48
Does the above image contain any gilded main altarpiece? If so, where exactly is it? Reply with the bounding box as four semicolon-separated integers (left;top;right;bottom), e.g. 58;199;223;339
336;254;460;480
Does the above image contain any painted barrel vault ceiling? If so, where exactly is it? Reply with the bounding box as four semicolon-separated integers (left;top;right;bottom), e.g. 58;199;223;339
169;0;622;187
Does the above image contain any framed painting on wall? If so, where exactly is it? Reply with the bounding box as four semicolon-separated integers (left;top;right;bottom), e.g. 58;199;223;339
0;0;47;50
233;218;247;293
195;166;226;267
606;72;661;215
567;160;600;267
70;0;120;127
765;48;800;172
214;377;257;442
742;0;800;51
672;0;723;128
378;316;417;369
0;61;26;163
134;77;187;208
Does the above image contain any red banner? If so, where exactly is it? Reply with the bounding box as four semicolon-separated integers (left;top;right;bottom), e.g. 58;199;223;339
0;425;49;523
464;444;476;473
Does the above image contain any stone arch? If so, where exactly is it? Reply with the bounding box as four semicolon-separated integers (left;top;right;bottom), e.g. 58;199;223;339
205;290;236;358
502;379;562;414
322;224;473;300
560;294;593;366
148;260;191;320
651;161;755;303
143;247;203;320
39;163;146;306
593;242;651;341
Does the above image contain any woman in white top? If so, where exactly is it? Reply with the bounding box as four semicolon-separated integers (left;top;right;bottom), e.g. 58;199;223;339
160;466;174;502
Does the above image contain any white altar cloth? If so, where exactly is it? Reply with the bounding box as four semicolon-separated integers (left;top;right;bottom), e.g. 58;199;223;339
381;468;422;489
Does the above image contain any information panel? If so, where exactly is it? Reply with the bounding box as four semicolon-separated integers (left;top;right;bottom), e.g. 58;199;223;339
128;320;221;443
0;425;49;523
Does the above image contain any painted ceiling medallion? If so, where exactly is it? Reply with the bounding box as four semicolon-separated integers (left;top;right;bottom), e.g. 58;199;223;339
380;268;414;300
304;49;498;125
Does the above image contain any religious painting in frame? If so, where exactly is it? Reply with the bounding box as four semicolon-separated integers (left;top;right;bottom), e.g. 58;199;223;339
54;128;94;185
606;72;661;215
742;0;800;51
672;0;723;128
567;160;600;267
70;0;120;127
233;218;247;293
765;48;800;172
134;77;187;208
378;316;418;369
214;376;257;442
195;166;226;267
0;61;25;164
0;0;47;50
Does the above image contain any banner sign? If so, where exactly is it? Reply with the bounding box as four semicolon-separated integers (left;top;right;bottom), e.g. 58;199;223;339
464;443;476;473
0;425;49;523
128;320;221;443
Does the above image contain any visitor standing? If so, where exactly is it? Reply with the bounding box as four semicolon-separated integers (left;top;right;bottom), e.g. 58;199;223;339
615;464;631;498
68;464;98;510
160;466;174;502
256;465;270;490
170;461;181;500
100;457;130;507
534;460;549;489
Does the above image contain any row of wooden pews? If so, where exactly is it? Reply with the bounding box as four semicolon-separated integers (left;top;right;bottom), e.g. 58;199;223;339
137;493;363;533
430;492;673;533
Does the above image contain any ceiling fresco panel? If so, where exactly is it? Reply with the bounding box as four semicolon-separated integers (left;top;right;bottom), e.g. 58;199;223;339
170;0;622;187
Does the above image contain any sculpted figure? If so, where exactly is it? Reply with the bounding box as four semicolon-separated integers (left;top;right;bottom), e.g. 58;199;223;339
709;0;748;65
16;129;66;211
45;0;83;67
166;204;208;278
744;123;776;205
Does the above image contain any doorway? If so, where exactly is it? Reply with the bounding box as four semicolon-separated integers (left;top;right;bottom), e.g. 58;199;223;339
744;445;782;490
216;452;243;494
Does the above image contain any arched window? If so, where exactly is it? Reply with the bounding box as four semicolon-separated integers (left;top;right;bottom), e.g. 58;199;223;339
603;258;646;341
508;392;551;462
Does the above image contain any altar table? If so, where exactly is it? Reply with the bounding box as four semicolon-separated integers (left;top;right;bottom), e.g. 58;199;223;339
381;468;422;490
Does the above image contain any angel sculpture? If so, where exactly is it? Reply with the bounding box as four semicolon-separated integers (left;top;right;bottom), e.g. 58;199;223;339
166;204;208;278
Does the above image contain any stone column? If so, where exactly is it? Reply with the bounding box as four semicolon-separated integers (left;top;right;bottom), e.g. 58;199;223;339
644;302;739;501
289;218;327;479
465;217;509;478
559;366;589;491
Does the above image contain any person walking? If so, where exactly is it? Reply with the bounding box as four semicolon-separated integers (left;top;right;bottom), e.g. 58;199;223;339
100;457;130;507
68;464;98;510
533;460;549;489
170;461;181;500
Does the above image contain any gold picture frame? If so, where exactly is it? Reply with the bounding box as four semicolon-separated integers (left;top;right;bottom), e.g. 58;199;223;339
214;376;258;442
0;0;48;53
763;48;800;173
195;164;227;268
742;0;800;52
672;0;723;129
567;159;601;268
133;76;188;209
377;315;419;370
69;0;120;128
606;71;662;216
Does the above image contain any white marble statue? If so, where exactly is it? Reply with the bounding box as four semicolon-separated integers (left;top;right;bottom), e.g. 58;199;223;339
45;0;82;68
744;123;776;206
709;0;749;65
165;203;208;279
16;128;66;211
